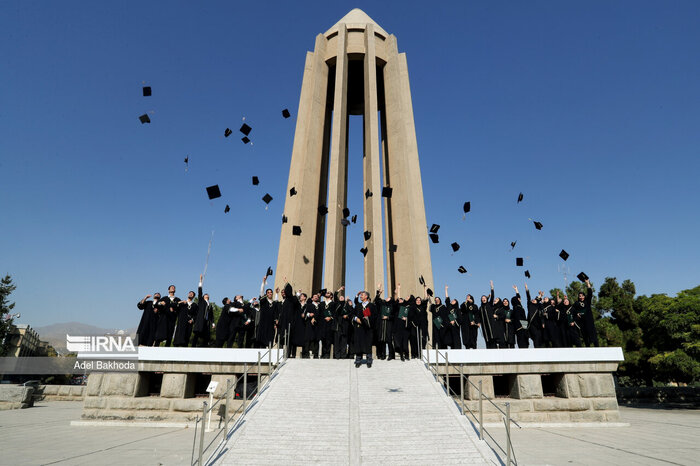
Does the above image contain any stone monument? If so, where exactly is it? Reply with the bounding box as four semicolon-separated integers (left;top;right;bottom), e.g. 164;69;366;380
275;9;434;297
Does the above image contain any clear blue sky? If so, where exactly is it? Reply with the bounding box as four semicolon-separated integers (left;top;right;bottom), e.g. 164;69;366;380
2;1;699;330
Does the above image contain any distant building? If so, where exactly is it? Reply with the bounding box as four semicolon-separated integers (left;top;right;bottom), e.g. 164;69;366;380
7;324;41;357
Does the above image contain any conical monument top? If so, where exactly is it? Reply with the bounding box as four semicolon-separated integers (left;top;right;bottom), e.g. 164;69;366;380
325;8;388;37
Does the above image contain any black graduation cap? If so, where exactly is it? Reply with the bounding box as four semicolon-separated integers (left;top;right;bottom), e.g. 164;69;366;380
525;270;531;279
382;186;393;198
426;288;433;297
533;221;543;230
463;202;471;213
319;288;327;296
360;247;368;257
429;233;439;244
184;156;189;164
241;136;250;144
577;272;589;282
318;205;328;215
139;114;150;124
364;231;371;241
389;244;397;253
559;249;569;261
458;265;467;274
252;176;259;185
266;267;273;277
224;205;230;213
516;257;524;266
292;225;302;236
365;189;373;199
262;193;273;204
289;187;297;196
419;275;425;286
240;123;252;136
517;192;524;203
341;218;350;226
342;208;350;218
451;242;460;252
206;185;221;200
142;86;151;97
430;224;440;234
224;128;232;138
510;241;517;249
351;215;357;224
282;215;288;224
282;109;290;118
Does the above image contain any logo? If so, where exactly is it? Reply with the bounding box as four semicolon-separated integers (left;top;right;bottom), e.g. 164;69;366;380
66;334;137;355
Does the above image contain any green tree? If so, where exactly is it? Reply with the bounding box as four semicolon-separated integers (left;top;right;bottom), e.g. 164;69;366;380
0;275;18;356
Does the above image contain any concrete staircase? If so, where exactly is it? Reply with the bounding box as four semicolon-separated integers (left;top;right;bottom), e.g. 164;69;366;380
217;358;496;465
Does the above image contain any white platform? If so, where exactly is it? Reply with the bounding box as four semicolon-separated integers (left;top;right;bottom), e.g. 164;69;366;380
424;347;624;364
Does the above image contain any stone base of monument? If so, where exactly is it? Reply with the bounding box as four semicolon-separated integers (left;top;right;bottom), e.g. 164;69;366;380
0;385;35;410
76;347;280;426
433;347;625;425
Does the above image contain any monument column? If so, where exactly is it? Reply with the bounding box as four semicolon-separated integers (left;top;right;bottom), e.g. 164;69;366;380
323;25;349;292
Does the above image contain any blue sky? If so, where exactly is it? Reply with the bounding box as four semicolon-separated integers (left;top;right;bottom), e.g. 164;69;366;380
1;1;699;330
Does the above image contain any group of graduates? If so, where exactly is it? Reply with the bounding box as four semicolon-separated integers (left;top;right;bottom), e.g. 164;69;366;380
136;275;598;368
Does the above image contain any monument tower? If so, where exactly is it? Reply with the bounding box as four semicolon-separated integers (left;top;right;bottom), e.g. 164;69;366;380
275;9;433;298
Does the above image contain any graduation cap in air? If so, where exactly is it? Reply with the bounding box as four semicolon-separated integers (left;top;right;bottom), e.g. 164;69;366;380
426;288;434;297
430;224;440;234
364;231;371;241
139;114;150;124
241;136;250;144
142;86;151;97
289;187;297;196
533;221;543;230
351;215;357;224
360;247;368;257
458;265;467;274
510;241;517;250
206;185;221;200
240;123;252;136
525;270;531;279
282;215;288;224
365;189;373;199
224;128;232;138
577;272;589;282
252;176;259;185
419;275;425;286
517;192;524;203
282;108;290;118
184;156;189;165
429;233;439;244
266;267;273;277
318;205;328;215
516;257;524;266
463;202;471;213
382;187;393;198
292;225;302;236
262;193;273;204
389;244;397;253
224;205;230;213
559;249;569;261
341;218;350;226
451;242;460;252
342;208;350;218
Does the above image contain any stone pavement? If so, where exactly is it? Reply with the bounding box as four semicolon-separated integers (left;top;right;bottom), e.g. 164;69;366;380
216;358;496;465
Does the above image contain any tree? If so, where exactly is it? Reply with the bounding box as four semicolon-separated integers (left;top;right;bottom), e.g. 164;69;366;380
0;275;17;357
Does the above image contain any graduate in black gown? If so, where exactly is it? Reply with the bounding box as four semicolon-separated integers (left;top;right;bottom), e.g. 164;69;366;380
429;292;449;349
173;290;196;347
332;288;350;359
301;293;322;358
542;297;562;347
577;279;598;347
460;294;481;349
136;292;159;347
161;285;180;347
511;286;529;348
554;291;570;347
393;286;410;361
498;298;515;348
408;296;426;359
255;277;277;348
228;296;247;348
351;291;376;368
479;281;497;349
374;286;395;360
191;276;214;347
525;285;544;348
445;297;461;349
559;297;581;347
215;298;234;347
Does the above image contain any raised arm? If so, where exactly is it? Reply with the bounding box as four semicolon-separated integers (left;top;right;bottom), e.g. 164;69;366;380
489;280;494;304
198;274;203;301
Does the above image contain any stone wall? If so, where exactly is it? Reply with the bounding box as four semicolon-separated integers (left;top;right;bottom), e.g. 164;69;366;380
0;386;35;410
39;385;86;401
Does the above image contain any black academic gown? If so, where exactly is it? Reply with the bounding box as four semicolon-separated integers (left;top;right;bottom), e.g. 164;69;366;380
192;285;213;336
215;304;234;347
576;288;598;347
526;290;544;348
445;302;462;349
542;303;562;347
350;300;375;355
492;302;507;348
173;300;197;346
479;289;497;348
256;297;276;348
460;301;481;349
161;295;180;345
430;302;450;349
561;304;581;347
512;294;529;348
136;299;156;347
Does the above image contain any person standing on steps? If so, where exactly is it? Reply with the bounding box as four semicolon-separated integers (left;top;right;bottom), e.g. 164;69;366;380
352;290;375;368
